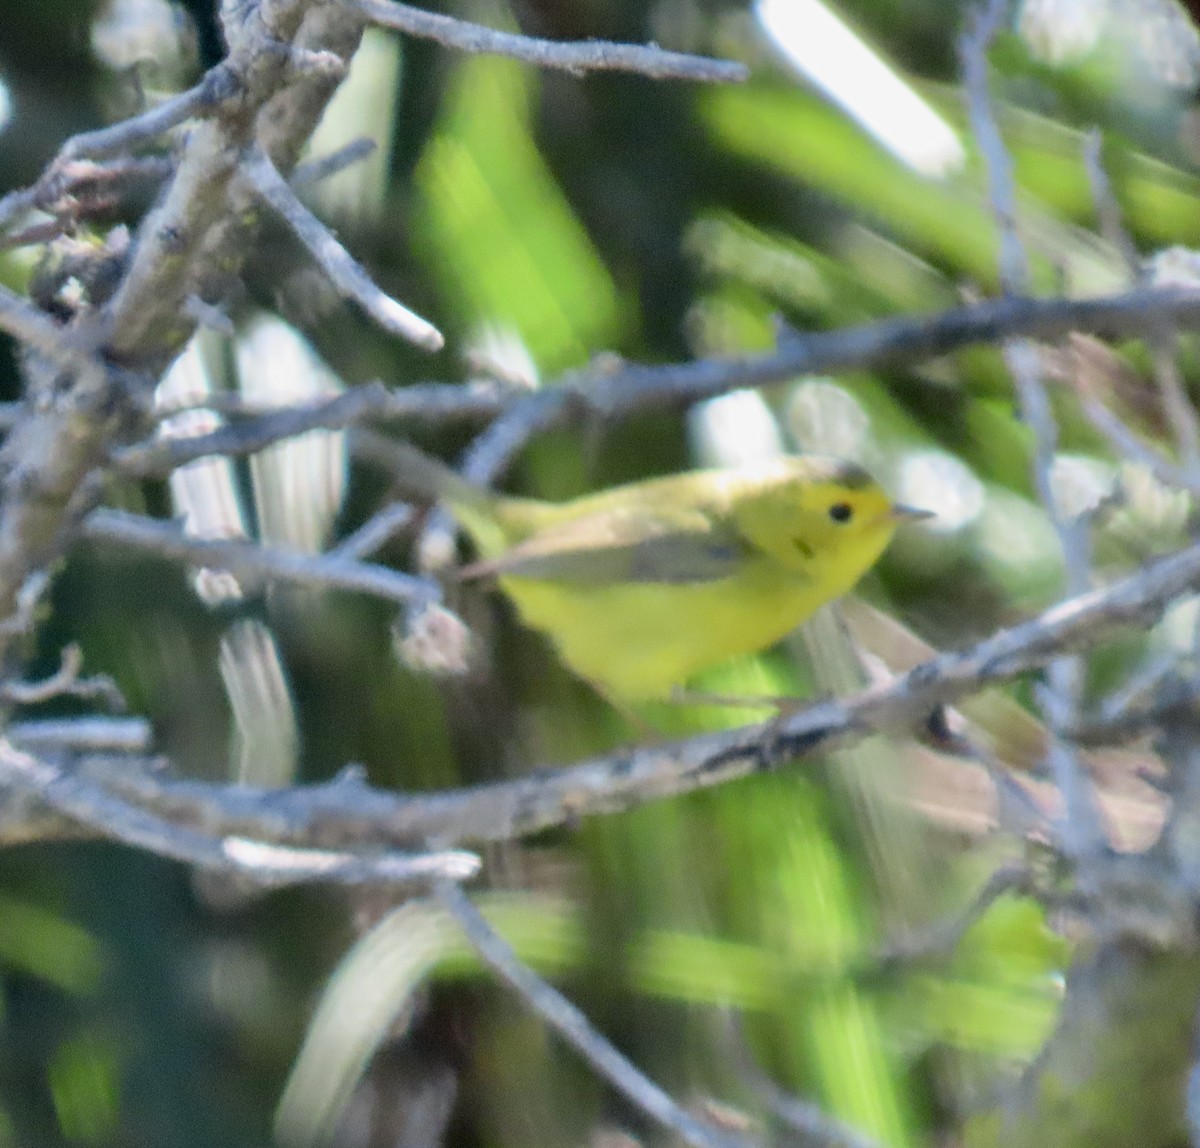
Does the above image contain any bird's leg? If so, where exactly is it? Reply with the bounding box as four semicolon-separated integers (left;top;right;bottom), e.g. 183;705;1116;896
665;686;801;715
590;683;662;742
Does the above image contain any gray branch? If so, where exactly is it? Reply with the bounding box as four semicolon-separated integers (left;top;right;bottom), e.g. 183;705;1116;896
0;533;1191;859
105;285;1200;483
0;739;478;887
353;0;749;82
81;508;440;607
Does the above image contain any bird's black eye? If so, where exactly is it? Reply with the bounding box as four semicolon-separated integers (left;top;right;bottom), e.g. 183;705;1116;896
828;502;853;524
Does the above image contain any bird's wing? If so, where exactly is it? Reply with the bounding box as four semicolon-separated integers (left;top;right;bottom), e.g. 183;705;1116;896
457;504;752;585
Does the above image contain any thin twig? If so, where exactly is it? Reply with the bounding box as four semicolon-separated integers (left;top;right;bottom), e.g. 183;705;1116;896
723;1014;883;1148
353;0;749;82
1082;131;1141;278
499;287;1200;415
1086;652;1180;727
332;501;415;560
879;863;1035;965
0;644;126;710
244;145;444;352
1068;674;1200;747
61;65;241;165
113;380;512;477
1074;390;1198;495
749;1074;877;1148
961;0;1028;292
81;508;441;607
291;137;378;188
0;570;54;638
436;881;752;1148
962;2;1088;584
456;388;569;485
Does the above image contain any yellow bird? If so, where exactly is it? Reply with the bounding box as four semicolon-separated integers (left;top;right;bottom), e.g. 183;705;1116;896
386;444;929;702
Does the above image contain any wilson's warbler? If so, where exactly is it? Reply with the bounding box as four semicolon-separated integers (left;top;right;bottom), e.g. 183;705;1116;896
386;443;929;701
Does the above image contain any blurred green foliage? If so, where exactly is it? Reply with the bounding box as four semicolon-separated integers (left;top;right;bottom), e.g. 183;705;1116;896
0;0;1195;1144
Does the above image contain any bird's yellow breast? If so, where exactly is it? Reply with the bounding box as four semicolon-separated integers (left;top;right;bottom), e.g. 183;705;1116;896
499;554;851;701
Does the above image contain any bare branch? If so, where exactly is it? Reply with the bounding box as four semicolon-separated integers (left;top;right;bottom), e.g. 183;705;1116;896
410;532;1200;839
353;0;749;82
244;146;444;351
81;508;441;607
0;739;479;887
8;533;1183;859
433;289;1200;488
94;286;1200;485
63;65;242;165
581;286;1200;417
436;881;752;1148
98;3;368;366
113;379;512;477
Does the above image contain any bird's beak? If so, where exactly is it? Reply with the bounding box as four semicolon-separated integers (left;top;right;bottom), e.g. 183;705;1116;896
891;504;935;522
